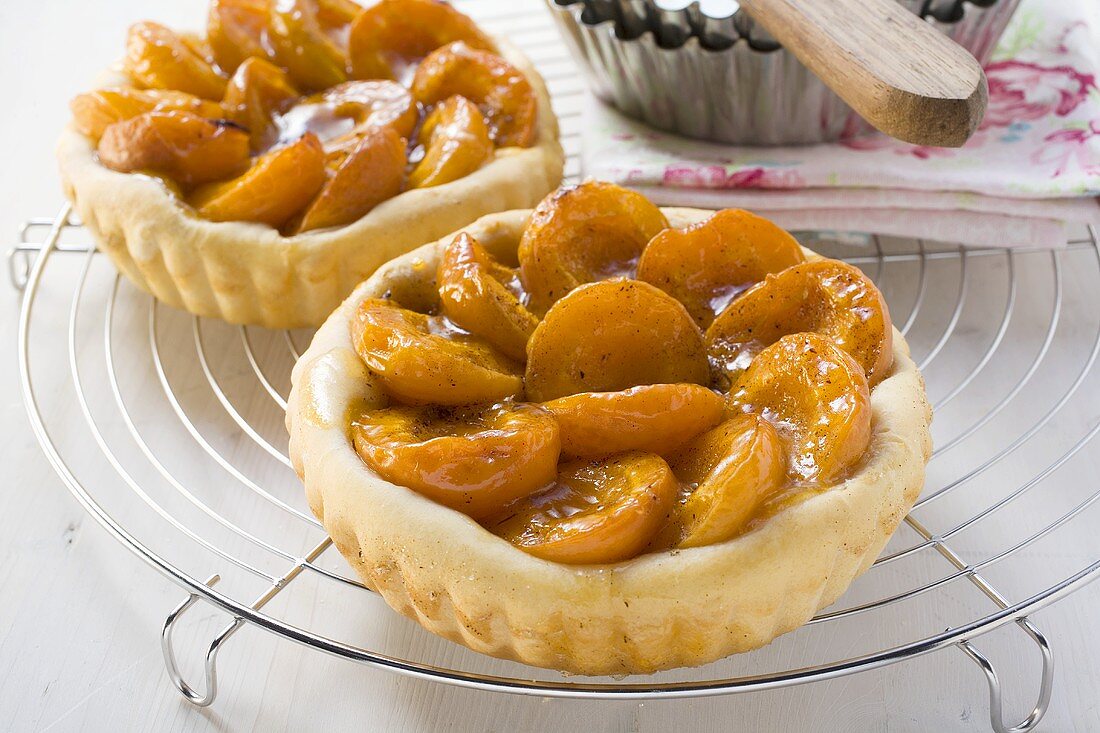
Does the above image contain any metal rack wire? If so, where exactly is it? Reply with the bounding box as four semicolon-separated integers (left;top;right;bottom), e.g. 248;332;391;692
10;2;1100;731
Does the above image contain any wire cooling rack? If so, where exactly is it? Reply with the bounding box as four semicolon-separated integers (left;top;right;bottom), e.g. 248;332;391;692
10;2;1100;731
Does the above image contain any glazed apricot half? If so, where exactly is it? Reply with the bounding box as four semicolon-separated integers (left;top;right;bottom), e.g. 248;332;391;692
730;333;872;485
71;88;225;141
543;384;724;459
524;280;709;402
409;96;494;189
98;112;250;186
207;0;270;74
188;132;327;226
267;0;348;92
518;182;670;314
125;22;228;101
314;0;363;27
352;402;559;520
292;126;406;233
664;414;786;548
223;57;300;151
348;0;494;80
411;42;537;148
350;298;523;405
706;260;894;386
437;233;538;362
637;208;806;328
281;80;418;147
490;452;679;564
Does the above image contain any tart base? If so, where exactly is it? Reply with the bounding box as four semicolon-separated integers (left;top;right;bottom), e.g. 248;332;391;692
57;40;563;329
286;209;933;676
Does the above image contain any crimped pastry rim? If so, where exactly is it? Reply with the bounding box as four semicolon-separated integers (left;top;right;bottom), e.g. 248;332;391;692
286;207;933;676
56;38;564;329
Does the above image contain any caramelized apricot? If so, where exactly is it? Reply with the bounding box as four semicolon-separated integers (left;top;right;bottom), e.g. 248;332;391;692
188;133;326;226
348;0;494;80
268;0;348;91
411;42;536;147
71;88;224;141
730;333;872;485
278;80;418;148
437;233;537;362
409;96;493;189
224;57;300;151
543;384;724;459
706;260;893;386
490;452;678;564
208;0;271;74
518;182;670;314
125;22;228;100
352;402;559;519
350;298;523;404
182;33;219;67
638;209;806;328
293;126;406;232
665;414;785;548
98;112;250;186
315;0;363;27
525;280;708;402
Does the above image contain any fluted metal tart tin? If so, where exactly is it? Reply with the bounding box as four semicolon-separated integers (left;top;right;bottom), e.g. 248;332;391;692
547;0;1022;145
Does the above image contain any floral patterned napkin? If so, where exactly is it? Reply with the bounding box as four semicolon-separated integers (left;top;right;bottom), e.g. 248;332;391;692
581;0;1100;247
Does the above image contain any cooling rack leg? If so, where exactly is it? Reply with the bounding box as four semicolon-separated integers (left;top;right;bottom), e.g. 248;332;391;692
159;540;332;706
905;515;1055;732
7;247;32;291
161;575;245;708
954;615;1054;732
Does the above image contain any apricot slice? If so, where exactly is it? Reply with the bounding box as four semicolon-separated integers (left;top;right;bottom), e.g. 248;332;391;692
71;88;225;141
437;233;537;362
292;126;406;232
637;209;806;328
350;298;523;405
348;0;494;80
188;133;326;226
543;384;724;459
663;414;786;548
268;0;348;91
98;112;250;186
352;402;559;519
706;260;893;386
517;182;669;314
207;0;271;74
315;0;363;27
125;22;228;101
490;452;678;564
409;96;493;189
730;333;872;485
411;42;536;148
182;33;219;67
525;280;709;402
223;57;301;151
278;80;418;149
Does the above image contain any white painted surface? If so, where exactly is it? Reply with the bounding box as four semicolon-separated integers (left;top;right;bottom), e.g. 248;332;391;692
1;1;1099;731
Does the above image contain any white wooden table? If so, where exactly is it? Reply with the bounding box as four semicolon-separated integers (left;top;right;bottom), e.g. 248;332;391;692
2;1;1100;731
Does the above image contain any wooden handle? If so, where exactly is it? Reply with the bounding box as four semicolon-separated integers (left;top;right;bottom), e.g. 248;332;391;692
737;0;988;147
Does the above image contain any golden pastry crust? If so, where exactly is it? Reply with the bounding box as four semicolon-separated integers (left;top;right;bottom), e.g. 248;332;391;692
57;39;563;329
286;208;932;676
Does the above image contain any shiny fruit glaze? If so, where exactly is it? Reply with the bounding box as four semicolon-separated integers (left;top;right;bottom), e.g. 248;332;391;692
348;183;894;564
74;0;539;233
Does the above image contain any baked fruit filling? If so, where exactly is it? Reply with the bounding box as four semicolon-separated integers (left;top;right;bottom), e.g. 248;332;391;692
69;0;539;233
348;182;895;564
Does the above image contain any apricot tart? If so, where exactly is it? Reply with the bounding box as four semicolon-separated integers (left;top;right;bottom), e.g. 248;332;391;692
287;182;932;675
58;0;562;328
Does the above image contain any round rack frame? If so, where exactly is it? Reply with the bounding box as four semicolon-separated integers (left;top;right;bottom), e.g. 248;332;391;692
10;3;1100;731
